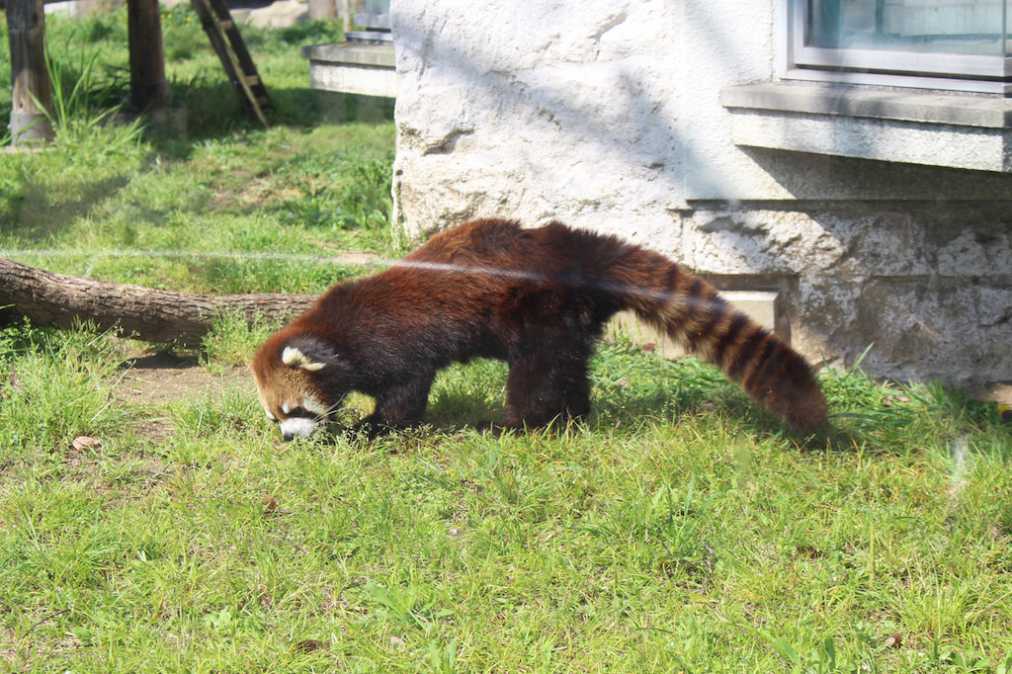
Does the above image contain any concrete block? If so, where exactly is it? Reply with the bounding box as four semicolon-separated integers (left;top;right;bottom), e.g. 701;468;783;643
306;43;396;98
309;61;396;98
304;43;395;67
311;90;394;122
722;80;1012;173
233;0;307;29
44;0;122;16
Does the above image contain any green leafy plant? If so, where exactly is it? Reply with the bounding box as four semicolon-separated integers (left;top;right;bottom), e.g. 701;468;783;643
33;43;142;152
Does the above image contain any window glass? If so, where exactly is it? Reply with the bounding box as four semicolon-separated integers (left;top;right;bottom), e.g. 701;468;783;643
807;0;1008;56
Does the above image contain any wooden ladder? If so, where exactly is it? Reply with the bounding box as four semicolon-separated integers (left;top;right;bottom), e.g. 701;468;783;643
190;0;272;126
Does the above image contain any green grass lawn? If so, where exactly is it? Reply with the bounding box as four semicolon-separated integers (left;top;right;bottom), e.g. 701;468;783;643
1;10;1011;674
1;7;396;292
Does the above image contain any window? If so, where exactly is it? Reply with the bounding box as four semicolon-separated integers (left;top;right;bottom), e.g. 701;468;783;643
780;0;1011;94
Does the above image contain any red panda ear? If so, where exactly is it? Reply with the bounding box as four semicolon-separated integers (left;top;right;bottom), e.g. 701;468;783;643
281;335;343;372
281;346;326;371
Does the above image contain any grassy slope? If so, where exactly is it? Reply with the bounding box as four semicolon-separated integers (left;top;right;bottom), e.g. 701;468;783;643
0;7;396;293
1;10;1011;674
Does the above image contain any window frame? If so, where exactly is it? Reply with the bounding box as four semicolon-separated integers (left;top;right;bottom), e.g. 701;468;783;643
777;0;1012;95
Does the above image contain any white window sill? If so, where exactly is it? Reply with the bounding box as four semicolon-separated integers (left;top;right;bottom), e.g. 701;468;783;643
720;82;1012;173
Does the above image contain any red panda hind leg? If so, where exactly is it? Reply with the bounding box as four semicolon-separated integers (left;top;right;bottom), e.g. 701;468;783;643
503;342;592;429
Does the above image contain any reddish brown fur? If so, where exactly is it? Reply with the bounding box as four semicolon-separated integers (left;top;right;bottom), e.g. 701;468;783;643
252;218;828;435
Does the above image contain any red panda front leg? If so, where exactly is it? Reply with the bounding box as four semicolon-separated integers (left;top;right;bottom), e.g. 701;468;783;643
360;374;434;436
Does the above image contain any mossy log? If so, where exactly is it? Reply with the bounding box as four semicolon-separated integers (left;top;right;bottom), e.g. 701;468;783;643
0;257;313;346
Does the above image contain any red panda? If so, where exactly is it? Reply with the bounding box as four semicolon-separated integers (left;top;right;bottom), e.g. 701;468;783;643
251;218;828;440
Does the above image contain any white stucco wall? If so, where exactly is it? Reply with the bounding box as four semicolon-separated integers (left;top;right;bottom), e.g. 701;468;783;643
391;0;1012;386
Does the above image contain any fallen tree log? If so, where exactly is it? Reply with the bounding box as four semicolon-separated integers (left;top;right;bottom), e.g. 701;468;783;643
0;257;315;346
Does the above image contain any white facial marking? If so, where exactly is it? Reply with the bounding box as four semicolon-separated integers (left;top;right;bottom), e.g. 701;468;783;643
281;346;304;366
281;346;326;371
302;395;329;417
280;416;317;439
282;402;291;414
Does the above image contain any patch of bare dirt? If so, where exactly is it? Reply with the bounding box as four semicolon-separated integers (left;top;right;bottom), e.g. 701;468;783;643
115;351;254;438
117;352;252;405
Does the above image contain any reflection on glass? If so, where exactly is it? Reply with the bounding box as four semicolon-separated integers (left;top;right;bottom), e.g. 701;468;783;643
807;0;1008;56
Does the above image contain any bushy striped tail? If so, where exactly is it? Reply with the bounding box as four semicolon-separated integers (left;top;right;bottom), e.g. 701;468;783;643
608;248;828;433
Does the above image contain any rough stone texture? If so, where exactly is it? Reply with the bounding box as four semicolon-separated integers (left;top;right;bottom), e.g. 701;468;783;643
679;203;1012;386
392;0;683;247
391;0;1012;387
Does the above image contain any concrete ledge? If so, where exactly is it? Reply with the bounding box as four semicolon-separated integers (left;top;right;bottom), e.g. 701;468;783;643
722;82;1012;173
722;82;1012;129
303;43;395;68
230;0;308;29
304;43;396;98
606;290;779;360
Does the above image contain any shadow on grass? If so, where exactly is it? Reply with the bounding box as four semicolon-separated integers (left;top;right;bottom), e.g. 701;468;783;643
417;358;1010;456
118;352;201;371
2;173;133;243
425;389;506;432
420;367;770;440
143;82;393;161
3;82;392;242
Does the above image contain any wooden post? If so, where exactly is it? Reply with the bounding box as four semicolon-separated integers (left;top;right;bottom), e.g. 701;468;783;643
336;0;353;34
5;0;54;145
127;0;169;111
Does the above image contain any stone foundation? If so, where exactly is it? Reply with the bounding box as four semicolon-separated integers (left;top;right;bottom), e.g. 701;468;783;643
677;202;1012;386
390;0;1012;388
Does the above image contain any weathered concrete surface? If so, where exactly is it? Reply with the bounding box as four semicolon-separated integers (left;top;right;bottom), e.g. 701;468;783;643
231;0;308;29
678;203;1012;386
721;83;1012;129
729;109;1012;173
305;43;396;68
306;43;397;97
392;0;684;247
309;61;397;98
391;0;1012;387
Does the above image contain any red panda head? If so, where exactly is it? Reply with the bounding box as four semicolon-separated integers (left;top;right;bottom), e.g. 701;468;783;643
250;330;346;441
